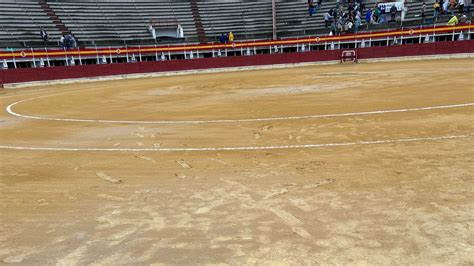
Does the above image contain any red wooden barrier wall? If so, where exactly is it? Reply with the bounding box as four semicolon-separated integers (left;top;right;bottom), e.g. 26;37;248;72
0;40;472;87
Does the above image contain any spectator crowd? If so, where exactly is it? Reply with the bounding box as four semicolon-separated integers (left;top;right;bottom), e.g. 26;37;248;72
310;0;470;35
37;0;471;48
433;0;469;25
219;31;235;44
59;34;77;49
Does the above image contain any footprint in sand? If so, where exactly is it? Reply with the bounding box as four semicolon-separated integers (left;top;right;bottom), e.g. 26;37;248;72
135;155;156;163
96;172;123;184
176;159;192;169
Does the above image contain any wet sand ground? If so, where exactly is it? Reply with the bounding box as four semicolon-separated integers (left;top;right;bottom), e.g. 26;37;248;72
0;58;473;264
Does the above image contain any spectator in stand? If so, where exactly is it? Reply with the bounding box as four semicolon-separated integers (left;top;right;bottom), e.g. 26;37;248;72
448;0;456;16
463;1;471;17
330;18;337;35
308;0;316;16
458;0;465;13
442;0;450;15
177;24;184;38
70;34;77;48
365;8;373;29
148;24;156;39
359;0;365;13
324;10;334;28
228;32;234;42
433;0;441;19
447;14;459;25
63;34;75;49
450;0;456;10
346;21;353;32
337;5;344;17
421;2;426;23
219;33;226;44
390;4;397;22
336;16;344;33
64;35;71;49
40;28;48;44
354;9;362;33
378;4;386;23
65;36;71;49
348;2;354;13
354;2;360;13
317;0;323;10
59;34;65;48
342;10;348;20
373;5;381;23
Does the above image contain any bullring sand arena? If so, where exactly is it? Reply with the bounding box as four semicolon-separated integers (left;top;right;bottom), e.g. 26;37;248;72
0;58;473;264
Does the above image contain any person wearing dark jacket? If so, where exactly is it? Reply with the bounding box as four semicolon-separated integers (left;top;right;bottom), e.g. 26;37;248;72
390;4;398;22
40;28;48;44
308;0;316;16
219;33;226;44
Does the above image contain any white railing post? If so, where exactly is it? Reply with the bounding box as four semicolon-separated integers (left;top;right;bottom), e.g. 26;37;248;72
11;50;17;69
44;47;50;67
468;21;471;40
126;44;129;63
95;45;99;64
31;48;37;68
64;48;69;66
77;47;82;65
184;43;186;59
138;45;142;62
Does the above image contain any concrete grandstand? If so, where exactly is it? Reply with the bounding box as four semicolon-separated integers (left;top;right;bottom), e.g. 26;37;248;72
1;0;471;48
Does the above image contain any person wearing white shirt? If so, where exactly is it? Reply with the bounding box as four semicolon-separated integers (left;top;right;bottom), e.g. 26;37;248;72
442;0;450;14
59;35;65;48
177;24;184;38
324;11;333;28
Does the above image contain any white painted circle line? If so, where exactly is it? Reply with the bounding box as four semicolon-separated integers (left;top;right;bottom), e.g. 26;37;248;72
0;134;471;152
6;98;474;124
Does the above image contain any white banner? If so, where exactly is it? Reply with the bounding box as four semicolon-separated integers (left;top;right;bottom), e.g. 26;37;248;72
378;2;405;13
